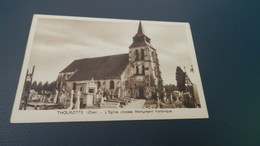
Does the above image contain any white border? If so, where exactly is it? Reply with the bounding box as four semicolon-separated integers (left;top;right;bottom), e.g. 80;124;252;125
11;14;208;123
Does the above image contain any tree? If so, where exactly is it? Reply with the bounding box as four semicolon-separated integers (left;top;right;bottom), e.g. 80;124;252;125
48;81;57;92
31;81;37;91
36;81;43;93
164;84;176;96
43;81;49;91
176;66;186;92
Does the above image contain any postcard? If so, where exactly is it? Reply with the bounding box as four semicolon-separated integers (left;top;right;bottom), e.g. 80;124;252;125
11;14;208;123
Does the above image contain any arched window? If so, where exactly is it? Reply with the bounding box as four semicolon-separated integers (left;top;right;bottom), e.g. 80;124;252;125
57;82;61;90
135;50;139;61
154;52;157;62
73;82;76;90
136;66;139;75
142;65;145;75
155;67;158;76
141;49;144;60
110;80;115;89
151;52;155;61
97;81;101;89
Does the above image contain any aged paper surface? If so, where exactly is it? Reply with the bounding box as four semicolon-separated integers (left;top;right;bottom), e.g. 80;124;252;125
11;15;208;123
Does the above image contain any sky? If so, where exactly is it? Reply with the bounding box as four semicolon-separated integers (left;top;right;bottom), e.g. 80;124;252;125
27;15;195;85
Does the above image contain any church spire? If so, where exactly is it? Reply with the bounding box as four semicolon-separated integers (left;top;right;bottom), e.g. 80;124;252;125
136;21;144;36
129;21;152;48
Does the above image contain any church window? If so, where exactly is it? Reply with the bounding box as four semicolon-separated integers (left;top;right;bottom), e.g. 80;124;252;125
155;67;159;76
138;65;142;74
89;88;94;93
135;50;139;61
142;65;145;75
151;52;155;62
57;81;61;90
110;80;115;89
154;53;157;62
97;81;101;89
73;82;76;90
136;66;139;75
141;49;145;60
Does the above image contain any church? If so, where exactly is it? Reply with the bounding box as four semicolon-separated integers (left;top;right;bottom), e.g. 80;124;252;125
56;22;164;99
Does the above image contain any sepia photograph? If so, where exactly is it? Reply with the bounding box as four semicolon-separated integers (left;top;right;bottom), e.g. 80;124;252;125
11;15;208;123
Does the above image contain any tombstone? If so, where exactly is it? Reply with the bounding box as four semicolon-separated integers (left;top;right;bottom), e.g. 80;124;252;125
170;93;173;103
145;87;151;99
192;84;200;107
157;92;160;108
59;93;65;104
157;97;160;109
68;90;74;109
41;95;45;103
111;90;114;99
53;90;58;103
86;91;94;106
43;95;46;103
119;87;122;98
100;95;104;105
75;91;81;109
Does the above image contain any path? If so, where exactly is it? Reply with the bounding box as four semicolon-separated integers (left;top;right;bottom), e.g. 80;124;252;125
123;99;146;109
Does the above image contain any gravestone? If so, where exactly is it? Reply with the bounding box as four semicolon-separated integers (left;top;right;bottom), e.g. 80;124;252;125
53;90;58;103
68;90;74;109
75;91;81;109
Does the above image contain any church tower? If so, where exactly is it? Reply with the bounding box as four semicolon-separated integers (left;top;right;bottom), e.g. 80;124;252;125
128;21;163;99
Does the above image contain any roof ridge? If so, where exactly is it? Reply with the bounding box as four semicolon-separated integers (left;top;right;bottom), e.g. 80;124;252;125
75;53;128;61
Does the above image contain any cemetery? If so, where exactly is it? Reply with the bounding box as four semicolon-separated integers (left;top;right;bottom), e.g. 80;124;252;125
18;22;201;110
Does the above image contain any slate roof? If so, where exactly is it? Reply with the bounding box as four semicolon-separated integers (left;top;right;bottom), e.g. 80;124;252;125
129;40;153;48
61;54;129;81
